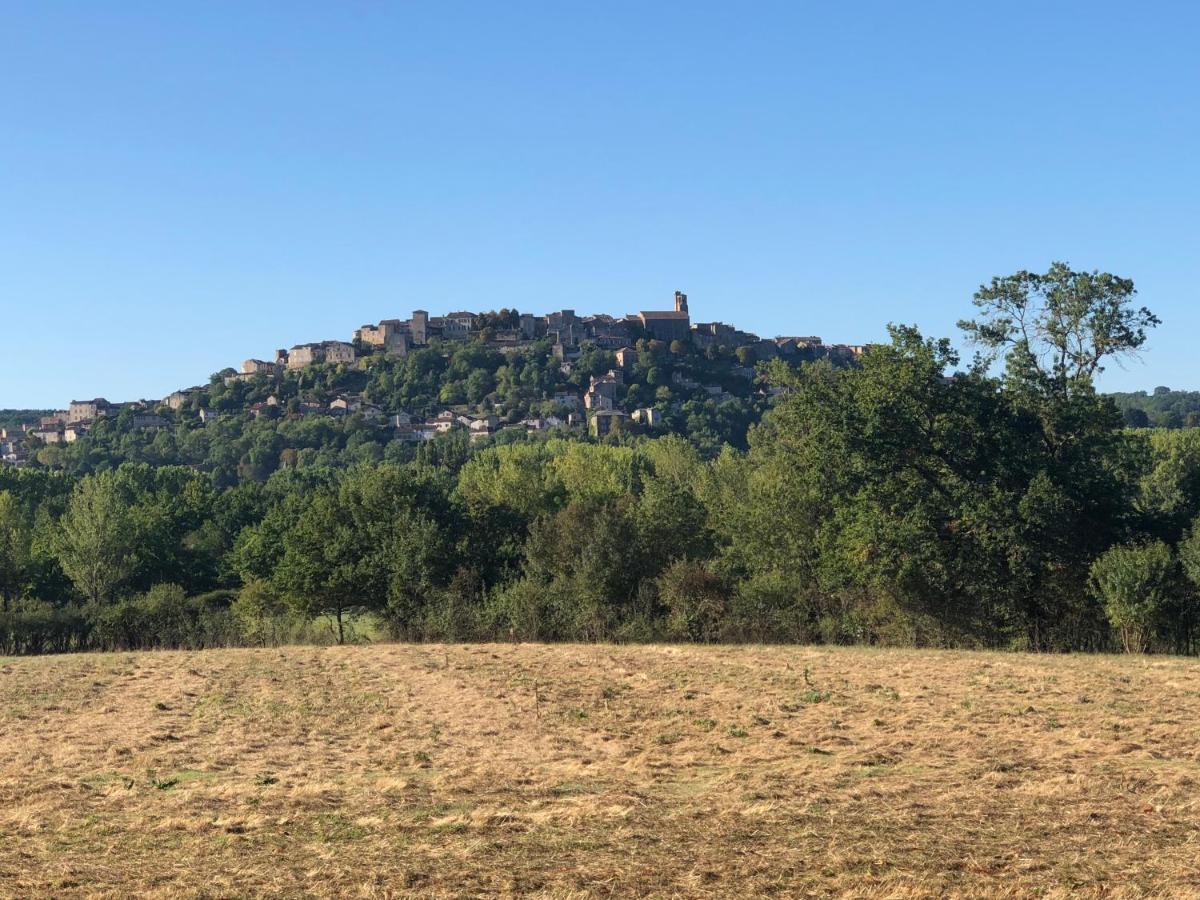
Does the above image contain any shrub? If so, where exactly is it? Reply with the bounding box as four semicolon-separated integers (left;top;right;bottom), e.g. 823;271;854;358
484;578;563;642
0;599;88;655
421;569;484;642
659;560;728;643
725;572;815;644
231;580;291;646
1089;541;1177;653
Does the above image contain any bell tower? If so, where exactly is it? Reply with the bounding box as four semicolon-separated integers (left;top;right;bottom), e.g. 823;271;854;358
674;291;688;313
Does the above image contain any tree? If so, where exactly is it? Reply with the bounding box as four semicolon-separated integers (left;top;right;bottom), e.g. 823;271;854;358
273;465;449;643
231;579;290;645
273;491;363;644
959;262;1159;400
497;498;643;641
56;472;138;605
956;265;1159;646
1123;407;1151;428
0;491;31;610
1177;517;1200;590
1089;541;1176;653
1172;519;1200;654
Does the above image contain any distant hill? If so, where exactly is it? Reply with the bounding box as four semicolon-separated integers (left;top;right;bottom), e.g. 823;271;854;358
1108;389;1200;428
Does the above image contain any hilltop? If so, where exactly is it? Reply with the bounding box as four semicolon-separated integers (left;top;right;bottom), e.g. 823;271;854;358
2;642;1199;897
2;292;867;474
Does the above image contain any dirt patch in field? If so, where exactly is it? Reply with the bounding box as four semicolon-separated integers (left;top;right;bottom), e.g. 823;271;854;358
1;644;1199;897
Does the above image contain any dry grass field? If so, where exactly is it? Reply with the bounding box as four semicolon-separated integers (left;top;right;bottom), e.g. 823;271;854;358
2;643;1200;898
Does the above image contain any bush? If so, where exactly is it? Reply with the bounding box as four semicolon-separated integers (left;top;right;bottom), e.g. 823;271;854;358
1089;541;1177;653
725;572;816;644
0;599;89;655
88;584;239;651
231;580;291;646
420;568;484;642
484;578;563;642
659;560;728;643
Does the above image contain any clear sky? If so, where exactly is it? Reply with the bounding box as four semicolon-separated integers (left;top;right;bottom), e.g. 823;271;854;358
2;1;1197;408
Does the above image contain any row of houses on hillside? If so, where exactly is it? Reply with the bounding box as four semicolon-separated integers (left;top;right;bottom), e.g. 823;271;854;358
2;399;169;459
224;290;869;381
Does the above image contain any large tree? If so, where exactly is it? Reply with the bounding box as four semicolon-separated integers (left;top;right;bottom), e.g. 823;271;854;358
959;262;1159;399
735;265;1159;650
273;465;448;643
0;491;31;610
56;472;138;604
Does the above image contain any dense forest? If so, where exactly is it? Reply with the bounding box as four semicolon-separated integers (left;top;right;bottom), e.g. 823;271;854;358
3;264;1199;656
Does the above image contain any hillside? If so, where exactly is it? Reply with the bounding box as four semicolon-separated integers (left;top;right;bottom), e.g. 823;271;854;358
7;337;776;476
2;643;1198;897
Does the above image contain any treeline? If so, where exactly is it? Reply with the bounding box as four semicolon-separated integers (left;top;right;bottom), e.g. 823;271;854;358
3;264;1199;655
1111;388;1200;429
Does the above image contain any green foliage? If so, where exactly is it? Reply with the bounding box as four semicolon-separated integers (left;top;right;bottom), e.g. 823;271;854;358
1089;541;1177;653
9;265;1200;656
1177;516;1200;590
1111;388;1200;428
56;471;139;604
272;465;451;642
87;583;238;651
231;579;291;645
960;262;1158;397
0;598;88;655
660;560;728;643
1136;430;1200;541
0;490;32;610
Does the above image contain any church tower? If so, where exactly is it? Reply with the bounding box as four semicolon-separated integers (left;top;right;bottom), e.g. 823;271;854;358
674;291;688;313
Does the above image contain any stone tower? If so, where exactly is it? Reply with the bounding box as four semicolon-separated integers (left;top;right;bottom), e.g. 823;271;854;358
674;291;688;314
411;309;429;345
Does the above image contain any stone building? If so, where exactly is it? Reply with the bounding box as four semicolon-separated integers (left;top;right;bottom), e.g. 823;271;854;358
410;310;429;345
324;341;356;365
589;409;628;438
30;423;64;444
354;319;411;356
287;341;356;370
287;345;319;369
584;371;620;410
68;398;112;423
444;311;479;333
164;387;207;410
545;310;580;348
691;321;758;350
638;290;691;343
241;359;279;375
632;407;662;427
519;313;538;339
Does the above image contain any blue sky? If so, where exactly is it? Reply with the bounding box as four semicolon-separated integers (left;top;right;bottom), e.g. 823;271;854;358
2;1;1197;408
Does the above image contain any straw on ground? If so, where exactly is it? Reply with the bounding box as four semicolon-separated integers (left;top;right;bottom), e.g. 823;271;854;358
2;643;1199;897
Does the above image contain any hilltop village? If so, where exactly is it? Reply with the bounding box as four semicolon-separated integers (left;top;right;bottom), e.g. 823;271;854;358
1;292;867;467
